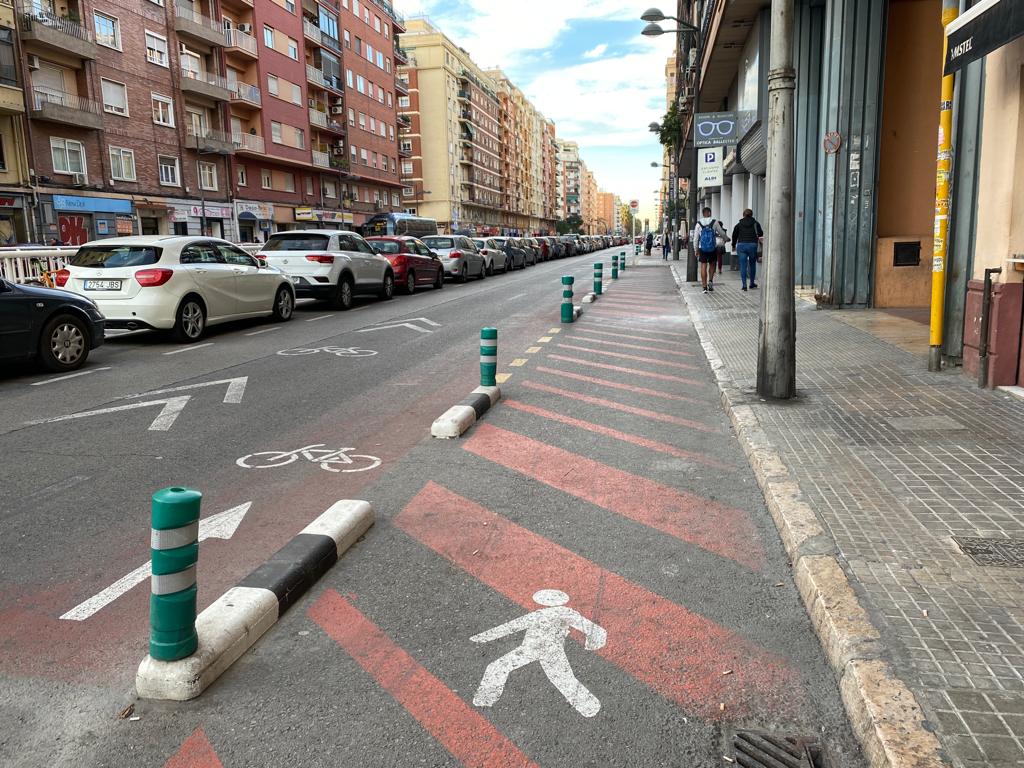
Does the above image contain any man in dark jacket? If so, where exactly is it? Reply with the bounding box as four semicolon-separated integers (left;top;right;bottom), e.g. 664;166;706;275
731;209;764;291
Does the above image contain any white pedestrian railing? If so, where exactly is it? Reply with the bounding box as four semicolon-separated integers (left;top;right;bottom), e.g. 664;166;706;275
0;247;76;283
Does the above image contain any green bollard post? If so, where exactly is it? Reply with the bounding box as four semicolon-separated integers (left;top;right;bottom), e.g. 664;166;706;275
480;327;497;387
611;255;619;280
561;275;575;323
149;487;202;661
594;262;603;296
619;250;627;272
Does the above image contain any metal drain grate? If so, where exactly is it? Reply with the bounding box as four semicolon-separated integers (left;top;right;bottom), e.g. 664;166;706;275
732;732;828;768
952;537;1024;567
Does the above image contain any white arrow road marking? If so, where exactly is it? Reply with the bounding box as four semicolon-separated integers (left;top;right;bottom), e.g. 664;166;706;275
126;376;248;404
59;502;252;621
357;317;441;334
25;396;192;431
30;367;112;386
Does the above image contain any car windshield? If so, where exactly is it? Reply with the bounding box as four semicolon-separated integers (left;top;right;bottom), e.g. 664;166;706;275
263;234;331;251
423;237;454;249
69;246;161;268
472;239;487;248
370;240;401;254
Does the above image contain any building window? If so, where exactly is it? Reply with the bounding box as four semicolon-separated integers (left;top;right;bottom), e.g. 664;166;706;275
378;85;384;103
295;128;304;149
287;38;298;60
369;116;376;132
402;186;413;197
151;93;174;126
376;51;383;69
158;155;180;186
101;79;128;116
145;31;169;66
401;161;412;175
385;59;391;74
237;166;247;186
346;69;353;87
358;112;366;129
271;121;282;143
347;108;355;126
343;30;350;48
355;37;362;55
0;30;15;86
94;12;120;50
284;0;294;11
370;152;377;169
261;169;272;189
392;192;400;207
263;25;275;48
360;148;368;165
291;83;301;105
267;74;279;96
305;176;314;195
366;43;373;62
400;139;412;152
50;138;85;175
323;179;337;198
109;147;136;181
356;75;365;94
398;96;409;108
199;160;217;190
282;172;294;192
319;8;339;39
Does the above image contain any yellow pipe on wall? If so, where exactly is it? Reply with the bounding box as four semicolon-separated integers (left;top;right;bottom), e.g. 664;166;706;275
928;0;959;372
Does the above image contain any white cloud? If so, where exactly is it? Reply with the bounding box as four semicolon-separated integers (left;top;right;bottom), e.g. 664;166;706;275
582;43;608;59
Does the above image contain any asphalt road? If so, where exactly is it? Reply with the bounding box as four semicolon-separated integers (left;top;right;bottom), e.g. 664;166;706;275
0;253;866;767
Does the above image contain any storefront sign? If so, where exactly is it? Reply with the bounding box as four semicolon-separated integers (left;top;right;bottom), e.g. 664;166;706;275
945;0;1024;74
96;220;109;235
116;215;134;234
0;195;24;208
294;207;354;224
236;201;275;220
695;112;738;148
189;204;233;218
698;147;724;187
53;195;133;214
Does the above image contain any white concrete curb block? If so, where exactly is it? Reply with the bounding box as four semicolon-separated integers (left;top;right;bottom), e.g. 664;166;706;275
431;404;478;439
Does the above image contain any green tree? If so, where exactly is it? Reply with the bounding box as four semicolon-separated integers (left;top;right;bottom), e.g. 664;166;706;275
556;214;584;235
658;102;683;148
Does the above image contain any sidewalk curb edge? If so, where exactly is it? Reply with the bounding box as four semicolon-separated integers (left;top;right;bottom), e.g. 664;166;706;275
672;265;948;768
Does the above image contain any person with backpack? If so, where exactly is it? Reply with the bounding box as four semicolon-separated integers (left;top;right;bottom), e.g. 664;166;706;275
731;208;764;291
692;208;729;293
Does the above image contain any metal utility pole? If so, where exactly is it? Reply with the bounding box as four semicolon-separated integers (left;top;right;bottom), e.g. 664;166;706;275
686;18;701;282
755;0;797;399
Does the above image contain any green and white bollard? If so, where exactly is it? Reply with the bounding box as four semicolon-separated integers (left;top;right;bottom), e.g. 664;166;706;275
561;275;575;323
149;487;202;661
480;327;497;387
611;255;619;280
619;250;627;273
594;262;603;296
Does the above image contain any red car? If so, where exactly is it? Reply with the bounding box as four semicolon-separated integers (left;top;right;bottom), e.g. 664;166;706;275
366;236;445;294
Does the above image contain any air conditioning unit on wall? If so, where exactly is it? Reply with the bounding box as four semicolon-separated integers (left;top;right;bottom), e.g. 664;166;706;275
27;54;40;70
237;23;252;33
71;172;87;186
330;105;345;115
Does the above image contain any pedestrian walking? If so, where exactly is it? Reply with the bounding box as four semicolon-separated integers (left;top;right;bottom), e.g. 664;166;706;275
662;233;671;260
692;208;729;293
644;231;654;256
731;208;764;291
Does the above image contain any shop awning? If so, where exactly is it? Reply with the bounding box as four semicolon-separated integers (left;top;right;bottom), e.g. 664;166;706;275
944;0;1024;74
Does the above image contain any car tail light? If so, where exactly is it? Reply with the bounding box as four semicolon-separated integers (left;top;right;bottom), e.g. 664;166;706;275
305;253;335;264
449;250;462;258
54;269;70;287
135;268;174;287
393;254;407;265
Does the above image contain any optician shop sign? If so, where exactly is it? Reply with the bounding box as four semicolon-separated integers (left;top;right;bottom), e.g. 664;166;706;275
694;111;738;148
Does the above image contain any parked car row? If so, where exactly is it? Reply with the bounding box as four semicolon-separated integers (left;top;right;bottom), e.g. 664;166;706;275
2;230;622;374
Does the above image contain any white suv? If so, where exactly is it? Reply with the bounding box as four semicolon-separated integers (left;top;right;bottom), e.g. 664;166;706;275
259;229;395;310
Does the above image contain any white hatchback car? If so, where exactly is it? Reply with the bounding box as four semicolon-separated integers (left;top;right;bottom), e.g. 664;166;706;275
258;230;395;310
58;236;295;342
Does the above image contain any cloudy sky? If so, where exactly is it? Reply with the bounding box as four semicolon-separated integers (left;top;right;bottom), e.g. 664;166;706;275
397;0;676;223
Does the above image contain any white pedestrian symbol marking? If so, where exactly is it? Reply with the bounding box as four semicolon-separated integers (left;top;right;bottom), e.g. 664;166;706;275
471;589;607;717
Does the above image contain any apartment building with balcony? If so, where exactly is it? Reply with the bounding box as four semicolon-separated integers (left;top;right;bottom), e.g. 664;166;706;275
557;139;580;221
0;0;30;243
18;0;236;243
396;19;503;235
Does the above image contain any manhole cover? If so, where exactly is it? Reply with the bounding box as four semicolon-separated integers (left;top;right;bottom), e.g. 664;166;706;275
952;537;1024;567
733;732;828;768
886;415;966;431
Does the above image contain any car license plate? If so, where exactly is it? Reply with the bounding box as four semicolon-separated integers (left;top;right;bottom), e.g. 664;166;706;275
83;279;121;291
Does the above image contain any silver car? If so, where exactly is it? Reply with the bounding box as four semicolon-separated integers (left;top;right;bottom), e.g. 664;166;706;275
422;235;486;282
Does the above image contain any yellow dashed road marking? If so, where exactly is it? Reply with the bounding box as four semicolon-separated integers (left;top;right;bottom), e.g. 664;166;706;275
526;346;541;354
538;336;553;343
496;373;512;384
549;328;561;334
510;359;528;367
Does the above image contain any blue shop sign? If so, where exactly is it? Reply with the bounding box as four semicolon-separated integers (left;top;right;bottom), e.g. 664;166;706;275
53;195;133;214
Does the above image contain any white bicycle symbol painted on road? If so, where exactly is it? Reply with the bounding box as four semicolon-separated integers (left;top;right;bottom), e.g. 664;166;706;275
277;346;379;357
237;444;382;473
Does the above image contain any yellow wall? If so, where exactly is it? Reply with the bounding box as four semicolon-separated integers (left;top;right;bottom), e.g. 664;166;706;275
874;0;942;307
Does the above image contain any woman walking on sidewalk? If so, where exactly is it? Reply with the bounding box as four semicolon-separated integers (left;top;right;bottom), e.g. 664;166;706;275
731;209;763;291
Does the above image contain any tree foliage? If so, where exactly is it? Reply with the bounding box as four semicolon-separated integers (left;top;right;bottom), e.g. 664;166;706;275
658;102;683;148
556;214;584;235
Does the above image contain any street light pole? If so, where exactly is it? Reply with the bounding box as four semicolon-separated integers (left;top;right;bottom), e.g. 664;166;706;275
755;0;797;399
687;21;701;283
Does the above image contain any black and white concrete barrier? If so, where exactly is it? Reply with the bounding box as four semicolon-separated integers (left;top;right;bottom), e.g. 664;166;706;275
431;327;502;439
135;499;373;701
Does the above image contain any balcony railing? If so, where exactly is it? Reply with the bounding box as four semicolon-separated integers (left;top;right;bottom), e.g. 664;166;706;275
306;64;327;88
181;67;232;91
224;28;257;55
395;78;409;94
393;45;409;64
18;4;93;41
312;149;330;168
187;126;233;142
232;132;265;153
302;18;322;44
457;89;470;101
309;108;327;128
31;86;100;113
232;81;261;105
174;4;222;32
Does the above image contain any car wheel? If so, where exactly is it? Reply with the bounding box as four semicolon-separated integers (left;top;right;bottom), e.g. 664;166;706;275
380;271;395;300
332;276;354;310
405;271;416;295
478;261;486;280
433;268;444;290
458;264;468;283
39;313;89;372
173;296;206;343
486;260;494;276
272;286;294;322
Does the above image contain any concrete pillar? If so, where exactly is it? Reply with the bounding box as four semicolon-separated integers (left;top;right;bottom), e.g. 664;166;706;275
733;174;749;219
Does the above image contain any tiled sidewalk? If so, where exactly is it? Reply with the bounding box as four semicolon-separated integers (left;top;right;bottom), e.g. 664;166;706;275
681;266;1024;767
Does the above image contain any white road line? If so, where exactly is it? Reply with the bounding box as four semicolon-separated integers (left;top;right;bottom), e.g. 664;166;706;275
245;326;282;336
30;366;111;386
163;342;214;356
306;315;332;322
508;293;528;300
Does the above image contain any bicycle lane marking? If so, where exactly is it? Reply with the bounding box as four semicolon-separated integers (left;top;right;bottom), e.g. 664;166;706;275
393;482;801;720
236;445;383;473
309;590;540;768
